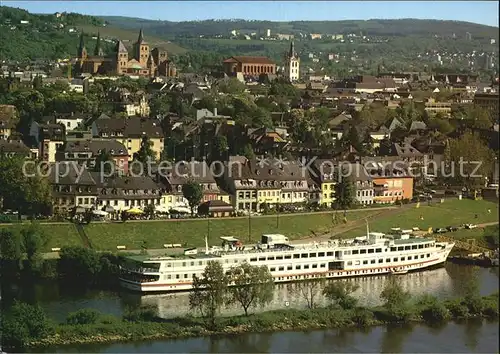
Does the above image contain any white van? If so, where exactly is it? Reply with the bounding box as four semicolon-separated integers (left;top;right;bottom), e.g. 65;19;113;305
261;234;290;246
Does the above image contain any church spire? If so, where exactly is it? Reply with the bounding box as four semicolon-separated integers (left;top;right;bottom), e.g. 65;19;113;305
78;32;85;54
94;31;103;56
78;32;87;58
138;27;145;43
289;40;295;58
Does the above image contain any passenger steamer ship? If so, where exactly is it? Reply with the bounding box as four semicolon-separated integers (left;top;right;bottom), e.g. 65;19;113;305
119;229;455;293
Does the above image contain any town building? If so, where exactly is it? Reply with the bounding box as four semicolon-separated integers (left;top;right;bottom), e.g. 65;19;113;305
50;162;98;213
220;156;309;211
421;98;452;117
29;122;65;162
107;88;150;117
284;41;300;82
0;105;17;140
365;162;414;203
332;75;397;94
0;139;32;158
54;112;85;131
159;160;228;213
474;93;499;121
92;174;161;214
222;56;276;77
308;159;337;207
340;163;374;205
56;139;129;175
91;117;164;161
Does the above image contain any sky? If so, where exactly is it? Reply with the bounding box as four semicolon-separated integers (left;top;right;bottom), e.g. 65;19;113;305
3;1;499;27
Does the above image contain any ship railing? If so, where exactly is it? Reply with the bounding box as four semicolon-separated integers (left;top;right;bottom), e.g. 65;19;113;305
121;267;159;273
213;240;361;257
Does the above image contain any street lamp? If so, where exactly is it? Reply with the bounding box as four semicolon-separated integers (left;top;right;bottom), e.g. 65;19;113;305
276;193;280;228
248;210;251;242
207;215;210;244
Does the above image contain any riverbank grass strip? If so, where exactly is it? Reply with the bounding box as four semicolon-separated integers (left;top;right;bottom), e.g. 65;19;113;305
29;292;499;348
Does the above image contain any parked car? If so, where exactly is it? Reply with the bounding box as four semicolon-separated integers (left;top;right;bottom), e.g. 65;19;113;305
434;228;447;233
446;226;459;232
465;223;478;229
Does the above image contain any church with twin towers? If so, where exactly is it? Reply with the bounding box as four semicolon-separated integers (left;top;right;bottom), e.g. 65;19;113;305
74;28;176;77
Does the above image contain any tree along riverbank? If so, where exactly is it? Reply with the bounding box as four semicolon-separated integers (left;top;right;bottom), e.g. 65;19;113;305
4;291;498;351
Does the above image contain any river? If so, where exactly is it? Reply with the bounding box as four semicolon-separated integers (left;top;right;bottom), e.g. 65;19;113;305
3;263;498;322
2;263;499;353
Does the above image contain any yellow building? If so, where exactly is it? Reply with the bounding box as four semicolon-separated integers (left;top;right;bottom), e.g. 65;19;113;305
92;117;164;161
29;122;65;162
0;125;12;140
257;189;281;205
309;159;337;207
320;182;336;206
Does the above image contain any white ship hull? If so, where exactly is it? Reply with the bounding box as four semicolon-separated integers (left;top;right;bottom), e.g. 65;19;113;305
119;235;454;293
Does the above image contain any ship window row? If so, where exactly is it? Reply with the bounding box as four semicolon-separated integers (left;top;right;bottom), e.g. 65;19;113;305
390;243;432;252
161;254;434;280
352;248;383;255
174;258;240;268
269;263;326;272
174;260;207;267
346;253;430;266
251;251;343;262
156;244;434;268
165;273;199;280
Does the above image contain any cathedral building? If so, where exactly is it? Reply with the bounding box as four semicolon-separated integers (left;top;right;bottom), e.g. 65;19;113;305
75;29;176;77
284;41;300;82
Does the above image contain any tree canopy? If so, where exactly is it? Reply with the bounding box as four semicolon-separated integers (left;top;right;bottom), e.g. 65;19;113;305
182;180;204;215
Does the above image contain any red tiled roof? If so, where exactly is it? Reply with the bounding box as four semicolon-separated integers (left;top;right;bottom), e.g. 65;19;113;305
223;56;275;64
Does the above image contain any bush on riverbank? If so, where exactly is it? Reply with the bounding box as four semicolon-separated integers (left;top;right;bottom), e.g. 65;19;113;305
7;291;496;350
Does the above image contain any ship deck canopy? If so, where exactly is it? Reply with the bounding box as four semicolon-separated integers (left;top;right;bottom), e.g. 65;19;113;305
220;236;240;242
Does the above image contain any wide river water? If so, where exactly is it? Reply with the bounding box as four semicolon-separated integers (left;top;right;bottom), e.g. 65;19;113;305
3;263;499;353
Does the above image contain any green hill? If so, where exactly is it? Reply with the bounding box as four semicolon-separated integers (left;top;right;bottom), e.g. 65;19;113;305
102;17;499;41
0;6;185;62
75;24;187;54
1;5;497;74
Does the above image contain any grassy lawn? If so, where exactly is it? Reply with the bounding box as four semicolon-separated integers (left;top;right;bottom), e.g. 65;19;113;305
445;224;499;250
84;210;379;251
338;199;499;239
0;223;82;252
3;199;496;253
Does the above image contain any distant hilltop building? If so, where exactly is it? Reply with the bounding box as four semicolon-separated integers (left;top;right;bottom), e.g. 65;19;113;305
74;29;176;77
276;33;294;41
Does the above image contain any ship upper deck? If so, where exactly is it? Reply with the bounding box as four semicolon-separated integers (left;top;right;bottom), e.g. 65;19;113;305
123;235;439;264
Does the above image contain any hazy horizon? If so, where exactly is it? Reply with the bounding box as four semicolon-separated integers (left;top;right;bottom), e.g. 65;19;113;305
2;1;499;27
